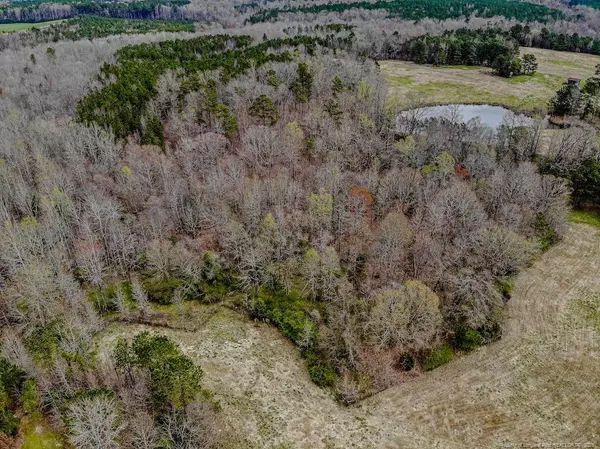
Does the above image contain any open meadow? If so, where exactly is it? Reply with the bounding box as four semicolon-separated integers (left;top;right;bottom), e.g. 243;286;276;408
382;47;600;113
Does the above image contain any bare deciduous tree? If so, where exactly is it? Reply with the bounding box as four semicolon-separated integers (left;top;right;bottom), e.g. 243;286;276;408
129;412;160;449
162;401;219;449
367;281;442;351
444;269;504;328
370;211;414;283
67;397;123;449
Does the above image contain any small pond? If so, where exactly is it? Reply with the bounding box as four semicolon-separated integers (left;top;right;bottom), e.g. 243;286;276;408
398;104;534;129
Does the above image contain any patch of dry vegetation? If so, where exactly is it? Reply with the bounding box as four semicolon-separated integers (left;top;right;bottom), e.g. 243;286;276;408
105;224;600;448
382;47;600;112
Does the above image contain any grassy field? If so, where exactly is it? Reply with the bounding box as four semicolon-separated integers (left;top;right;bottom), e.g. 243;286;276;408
0;20;65;33
569;210;600;228
102;223;600;448
382;47;600;112
20;414;68;449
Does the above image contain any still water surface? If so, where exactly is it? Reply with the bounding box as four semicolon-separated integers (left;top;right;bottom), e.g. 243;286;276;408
404;104;532;128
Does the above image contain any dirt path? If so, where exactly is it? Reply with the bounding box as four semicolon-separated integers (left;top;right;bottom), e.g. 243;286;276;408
105;224;600;448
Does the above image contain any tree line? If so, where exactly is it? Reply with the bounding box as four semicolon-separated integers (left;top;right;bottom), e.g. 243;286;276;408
376;23;600;73
249;0;565;24
545;66;600;208
28;16;195;41
0;0;192;24
383;29;537;78
506;23;600;56
570;0;600;8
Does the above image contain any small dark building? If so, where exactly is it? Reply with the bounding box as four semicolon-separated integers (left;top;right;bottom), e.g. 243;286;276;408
568;77;581;88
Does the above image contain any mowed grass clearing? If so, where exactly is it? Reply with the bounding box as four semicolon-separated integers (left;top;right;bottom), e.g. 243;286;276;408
382;47;600;112
569;210;600;228
0;20;65;33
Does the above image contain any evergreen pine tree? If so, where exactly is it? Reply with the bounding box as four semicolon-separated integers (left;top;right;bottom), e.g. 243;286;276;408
266;69;281;89
291;62;313;104
332;76;345;96
325;99;343;125
141;114;165;150
249;94;279;126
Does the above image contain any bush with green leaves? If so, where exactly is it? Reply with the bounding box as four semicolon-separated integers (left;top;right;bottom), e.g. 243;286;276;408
540;155;600;209
0;358;25;405
245;286;338;387
305;349;337;387
114;332;202;409
247;287;318;345
495;277;515;300
549;83;581;116
567;159;600;208
454;327;483;352
534;212;558;252
422;344;454;371
521;54;538;76
0;358;24;437
141;275;183;305
0;406;18;436
492;55;522;78
87;282;133;313
202;252;224;284
25;324;61;366
20;379;40;414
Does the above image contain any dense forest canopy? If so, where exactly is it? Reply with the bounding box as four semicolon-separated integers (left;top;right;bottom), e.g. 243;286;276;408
1;30;585;441
0;0;193;24
76;35;325;138
570;0;600;8
249;0;566;24
4;0;190;5
1;0;600;447
41;16;195;40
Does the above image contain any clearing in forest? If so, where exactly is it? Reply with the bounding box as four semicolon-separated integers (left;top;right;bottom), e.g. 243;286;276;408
102;223;600;448
0;20;66;33
381;47;600;112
